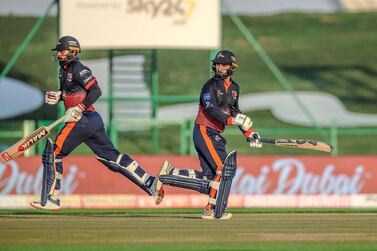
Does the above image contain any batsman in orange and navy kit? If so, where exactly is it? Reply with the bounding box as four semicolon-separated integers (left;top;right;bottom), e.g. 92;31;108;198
155;50;262;219
30;36;164;210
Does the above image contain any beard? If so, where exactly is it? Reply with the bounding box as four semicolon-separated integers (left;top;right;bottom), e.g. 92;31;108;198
214;69;231;79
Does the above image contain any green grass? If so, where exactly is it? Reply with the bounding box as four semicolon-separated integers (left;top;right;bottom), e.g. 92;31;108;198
0;13;376;155
2;243;377;251
0;208;377;251
1;208;377;215
3;243;377;251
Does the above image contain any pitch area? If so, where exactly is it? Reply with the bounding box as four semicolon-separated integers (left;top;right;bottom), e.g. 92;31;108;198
0;208;376;251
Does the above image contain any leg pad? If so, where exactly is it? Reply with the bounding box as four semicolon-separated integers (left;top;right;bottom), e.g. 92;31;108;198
41;138;61;206
97;155;155;195
214;150;237;218
159;174;210;194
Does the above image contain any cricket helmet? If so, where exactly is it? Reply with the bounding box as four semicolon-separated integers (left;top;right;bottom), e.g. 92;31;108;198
211;50;238;78
51;36;81;64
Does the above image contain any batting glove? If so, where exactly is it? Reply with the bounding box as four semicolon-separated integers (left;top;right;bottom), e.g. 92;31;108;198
63;104;85;123
232;113;253;131
247;131;262;148
45;91;61;105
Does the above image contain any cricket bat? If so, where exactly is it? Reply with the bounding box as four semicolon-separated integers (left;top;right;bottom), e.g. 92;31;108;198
0;116;65;164
260;138;333;153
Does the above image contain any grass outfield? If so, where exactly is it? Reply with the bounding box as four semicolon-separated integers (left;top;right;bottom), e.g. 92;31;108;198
1;208;377;251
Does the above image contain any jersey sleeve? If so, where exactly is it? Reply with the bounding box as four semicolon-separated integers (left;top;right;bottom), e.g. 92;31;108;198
72;63;102;109
81;83;102;108
230;85;242;116
75;66;98;90
201;82;232;125
231;85;254;137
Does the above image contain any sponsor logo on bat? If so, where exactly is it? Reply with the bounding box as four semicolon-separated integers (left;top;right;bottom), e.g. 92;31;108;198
1;152;12;161
277;139;318;147
296;139;318;146
17;128;48;152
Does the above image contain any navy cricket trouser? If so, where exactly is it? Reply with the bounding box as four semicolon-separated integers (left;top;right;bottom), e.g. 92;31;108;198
193;124;228;180
53;111;122;174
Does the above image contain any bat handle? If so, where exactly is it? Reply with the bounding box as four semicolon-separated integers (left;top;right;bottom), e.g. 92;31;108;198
46;116;65;131
259;138;276;144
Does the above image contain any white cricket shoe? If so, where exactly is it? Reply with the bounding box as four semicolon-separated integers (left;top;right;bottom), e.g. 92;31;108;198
201;208;232;220
30;196;61;211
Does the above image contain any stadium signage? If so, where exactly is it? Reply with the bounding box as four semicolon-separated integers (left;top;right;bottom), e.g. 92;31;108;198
0;156;375;195
0;161;81;195
232;159;365;195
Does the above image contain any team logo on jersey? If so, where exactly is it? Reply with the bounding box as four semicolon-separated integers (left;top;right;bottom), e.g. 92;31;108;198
232;91;237;99
205;101;210;109
80;69;93;84
203;93;211;101
79;69;91;77
217;90;224;97
67;73;72;82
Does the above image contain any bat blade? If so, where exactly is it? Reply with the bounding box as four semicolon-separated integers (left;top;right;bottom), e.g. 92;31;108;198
0;127;51;164
260;138;333;153
0;117;64;164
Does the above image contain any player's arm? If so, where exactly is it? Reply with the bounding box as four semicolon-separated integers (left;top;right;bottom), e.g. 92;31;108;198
45;88;62;105
228;87;253;131
231;89;262;148
45;69;64;105
76;67;102;109
45;90;62;105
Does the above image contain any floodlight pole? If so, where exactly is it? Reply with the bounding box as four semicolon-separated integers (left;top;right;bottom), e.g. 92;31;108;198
56;0;65;121
151;49;159;154
108;49;116;145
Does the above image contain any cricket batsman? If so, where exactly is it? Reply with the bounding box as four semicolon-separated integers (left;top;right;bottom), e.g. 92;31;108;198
30;36;164;210
155;50;262;219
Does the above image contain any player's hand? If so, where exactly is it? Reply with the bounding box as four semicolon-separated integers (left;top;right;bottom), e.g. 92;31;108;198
63;104;85;123
247;131;262;148
232;113;253;131
45;91;61;105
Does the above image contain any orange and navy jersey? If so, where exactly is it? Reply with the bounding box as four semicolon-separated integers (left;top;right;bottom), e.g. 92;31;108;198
195;77;241;133
59;58;97;111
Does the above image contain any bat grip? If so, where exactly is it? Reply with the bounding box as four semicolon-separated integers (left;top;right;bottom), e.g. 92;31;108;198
46;116;65;131
259;138;276;144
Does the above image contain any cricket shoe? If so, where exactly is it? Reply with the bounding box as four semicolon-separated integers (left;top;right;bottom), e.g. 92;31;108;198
151;176;165;205
152;178;165;205
201;208;232;220
153;160;174;205
30;195;61;211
